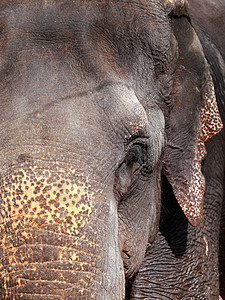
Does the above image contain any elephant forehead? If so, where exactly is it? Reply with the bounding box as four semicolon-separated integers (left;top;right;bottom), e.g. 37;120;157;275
0;165;102;236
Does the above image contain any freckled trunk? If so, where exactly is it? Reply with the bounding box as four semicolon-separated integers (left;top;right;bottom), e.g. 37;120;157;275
0;156;124;299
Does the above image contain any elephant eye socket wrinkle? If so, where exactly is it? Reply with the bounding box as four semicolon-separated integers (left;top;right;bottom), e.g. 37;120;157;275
125;144;144;166
114;141;153;202
124;141;154;176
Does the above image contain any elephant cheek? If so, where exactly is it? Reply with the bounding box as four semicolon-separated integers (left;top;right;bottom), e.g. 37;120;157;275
0;165;125;299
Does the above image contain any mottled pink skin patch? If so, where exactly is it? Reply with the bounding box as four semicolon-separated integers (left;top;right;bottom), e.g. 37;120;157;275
170;147;205;227
201;75;223;142
0;161;105;299
198;75;223;161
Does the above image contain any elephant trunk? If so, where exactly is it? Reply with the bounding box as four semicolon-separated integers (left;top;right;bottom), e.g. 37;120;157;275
0;159;125;299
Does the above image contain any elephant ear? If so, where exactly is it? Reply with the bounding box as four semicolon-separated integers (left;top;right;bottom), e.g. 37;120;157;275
163;1;223;226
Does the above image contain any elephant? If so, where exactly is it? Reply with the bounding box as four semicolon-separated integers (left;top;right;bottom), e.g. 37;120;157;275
0;0;222;299
128;0;225;299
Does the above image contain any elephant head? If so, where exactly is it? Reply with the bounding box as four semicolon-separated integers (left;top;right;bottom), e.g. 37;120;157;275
0;0;222;299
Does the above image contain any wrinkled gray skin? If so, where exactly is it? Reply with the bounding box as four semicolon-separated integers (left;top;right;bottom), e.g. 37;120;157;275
0;1;174;299
129;1;225;299
0;0;220;299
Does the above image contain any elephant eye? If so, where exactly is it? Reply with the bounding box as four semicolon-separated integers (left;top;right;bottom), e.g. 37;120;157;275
114;140;152;200
124;140;153;175
125;144;144;167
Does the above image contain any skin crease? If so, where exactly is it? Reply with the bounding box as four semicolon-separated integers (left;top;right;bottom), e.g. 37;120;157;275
0;1;174;299
129;1;225;299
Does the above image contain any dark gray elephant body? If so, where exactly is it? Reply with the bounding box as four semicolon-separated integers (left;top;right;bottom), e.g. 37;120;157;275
129;1;225;299
0;0;222;299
